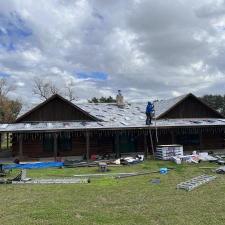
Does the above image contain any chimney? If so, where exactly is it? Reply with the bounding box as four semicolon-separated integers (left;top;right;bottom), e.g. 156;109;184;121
116;90;125;107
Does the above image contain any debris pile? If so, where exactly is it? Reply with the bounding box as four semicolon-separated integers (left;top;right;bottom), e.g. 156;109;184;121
215;166;225;174
65;154;144;167
113;155;144;165
171;151;218;164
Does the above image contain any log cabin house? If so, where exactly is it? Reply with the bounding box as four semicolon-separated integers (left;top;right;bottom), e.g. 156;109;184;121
1;92;225;159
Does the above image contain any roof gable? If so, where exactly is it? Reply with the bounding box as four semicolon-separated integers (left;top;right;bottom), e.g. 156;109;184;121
156;93;224;119
154;94;188;118
16;94;99;122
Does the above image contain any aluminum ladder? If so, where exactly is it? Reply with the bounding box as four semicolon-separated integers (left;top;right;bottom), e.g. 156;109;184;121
177;174;217;191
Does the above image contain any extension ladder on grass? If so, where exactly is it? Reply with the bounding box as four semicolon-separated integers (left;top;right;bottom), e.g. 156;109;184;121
177;174;217;191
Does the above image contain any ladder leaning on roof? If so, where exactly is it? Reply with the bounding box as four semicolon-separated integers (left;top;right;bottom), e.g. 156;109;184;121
146;101;159;159
148;126;155;159
149;111;158;159
153;104;159;143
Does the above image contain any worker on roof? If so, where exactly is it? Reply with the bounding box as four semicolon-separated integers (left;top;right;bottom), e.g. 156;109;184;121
146;101;154;125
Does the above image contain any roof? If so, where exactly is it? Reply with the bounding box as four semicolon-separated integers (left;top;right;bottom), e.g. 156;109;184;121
17;93;189;121
14;93;224;132
1;118;225;132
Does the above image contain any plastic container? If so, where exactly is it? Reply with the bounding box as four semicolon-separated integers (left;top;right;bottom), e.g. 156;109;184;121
160;168;168;174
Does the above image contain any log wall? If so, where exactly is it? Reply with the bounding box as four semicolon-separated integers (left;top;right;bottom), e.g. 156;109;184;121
11;129;225;158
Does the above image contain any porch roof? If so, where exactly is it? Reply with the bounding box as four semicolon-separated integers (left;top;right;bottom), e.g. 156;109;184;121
1;118;225;132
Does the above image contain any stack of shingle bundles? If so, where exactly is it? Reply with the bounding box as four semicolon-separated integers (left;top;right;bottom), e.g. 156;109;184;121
156;145;183;160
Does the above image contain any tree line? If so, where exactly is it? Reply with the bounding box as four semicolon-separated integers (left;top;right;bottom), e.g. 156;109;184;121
0;76;225;122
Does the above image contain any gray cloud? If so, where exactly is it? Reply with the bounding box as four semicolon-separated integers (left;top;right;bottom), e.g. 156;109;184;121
0;0;225;104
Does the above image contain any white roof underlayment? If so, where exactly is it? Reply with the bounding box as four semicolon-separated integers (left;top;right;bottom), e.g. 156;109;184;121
5;94;224;132
0;118;224;132
17;94;187;121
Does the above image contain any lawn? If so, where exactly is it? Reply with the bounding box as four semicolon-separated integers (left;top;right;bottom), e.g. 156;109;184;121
1;160;225;225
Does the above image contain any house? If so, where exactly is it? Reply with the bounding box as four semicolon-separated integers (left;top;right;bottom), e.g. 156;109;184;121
0;92;224;159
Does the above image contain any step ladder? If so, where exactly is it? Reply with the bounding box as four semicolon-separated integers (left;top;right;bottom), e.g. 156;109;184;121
177;174;217;191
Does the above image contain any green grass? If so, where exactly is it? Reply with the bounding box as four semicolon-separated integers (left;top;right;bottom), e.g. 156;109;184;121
1;161;225;225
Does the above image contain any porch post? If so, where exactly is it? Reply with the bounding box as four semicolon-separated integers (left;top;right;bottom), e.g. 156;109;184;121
53;133;58;160
6;133;9;150
115;133;120;157
144;134;148;158
86;131;90;163
149;128;155;159
0;133;1;151
199;129;203;150
171;130;175;144
19;134;23;160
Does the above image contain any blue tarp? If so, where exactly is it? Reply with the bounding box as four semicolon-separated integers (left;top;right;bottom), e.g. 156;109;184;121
3;162;64;170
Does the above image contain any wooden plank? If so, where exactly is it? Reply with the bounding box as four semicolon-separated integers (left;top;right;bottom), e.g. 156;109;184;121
12;178;90;184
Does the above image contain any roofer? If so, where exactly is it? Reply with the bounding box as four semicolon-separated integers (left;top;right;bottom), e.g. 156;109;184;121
146;101;154;125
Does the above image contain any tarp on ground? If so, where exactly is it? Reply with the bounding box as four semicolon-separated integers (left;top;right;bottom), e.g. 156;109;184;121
3;162;64;170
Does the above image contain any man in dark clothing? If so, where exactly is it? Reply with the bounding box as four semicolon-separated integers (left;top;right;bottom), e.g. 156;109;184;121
146;102;154;125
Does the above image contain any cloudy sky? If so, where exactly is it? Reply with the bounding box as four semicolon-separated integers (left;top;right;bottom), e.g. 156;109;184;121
0;0;225;103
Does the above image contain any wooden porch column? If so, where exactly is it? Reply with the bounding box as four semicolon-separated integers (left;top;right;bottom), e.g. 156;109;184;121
115;133;120;157
149;128;155;159
19;134;23;160
6;133;9;150
86;131;90;163
199;129;203;150
171;130;175;144
144;134;148;158
53;133;58;160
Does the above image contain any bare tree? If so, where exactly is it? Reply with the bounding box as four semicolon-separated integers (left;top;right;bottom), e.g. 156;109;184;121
0;78;16;97
33;78;77;101
64;81;77;101
33;78;60;100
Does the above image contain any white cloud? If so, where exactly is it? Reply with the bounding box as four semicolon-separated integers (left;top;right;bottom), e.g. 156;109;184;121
0;0;225;103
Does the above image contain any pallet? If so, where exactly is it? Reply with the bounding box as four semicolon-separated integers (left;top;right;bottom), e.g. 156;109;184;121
177;174;217;191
